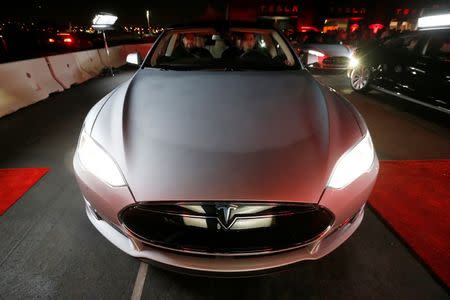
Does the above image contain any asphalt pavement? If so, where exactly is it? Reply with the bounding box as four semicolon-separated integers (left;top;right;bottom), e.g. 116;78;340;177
0;67;449;299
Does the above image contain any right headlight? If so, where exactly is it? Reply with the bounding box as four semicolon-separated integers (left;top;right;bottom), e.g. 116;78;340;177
76;130;126;187
308;49;325;57
327;132;375;189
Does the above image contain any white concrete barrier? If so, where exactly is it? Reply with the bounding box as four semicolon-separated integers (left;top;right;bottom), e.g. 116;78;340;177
0;43;153;118
98;48;109;68
46;53;87;89
74;49;104;79
112;46;129;68
124;43;153;62
0;58;64;117
98;46;128;68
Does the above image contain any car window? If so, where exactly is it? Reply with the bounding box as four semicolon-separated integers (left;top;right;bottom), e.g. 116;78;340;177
425;34;450;61
383;33;421;51
145;27;299;71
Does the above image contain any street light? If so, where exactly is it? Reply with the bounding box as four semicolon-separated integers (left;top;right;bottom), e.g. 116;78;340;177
146;10;151;34
92;12;118;76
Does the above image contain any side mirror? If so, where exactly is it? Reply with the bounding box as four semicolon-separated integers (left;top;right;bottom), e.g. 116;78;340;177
126;52;141;65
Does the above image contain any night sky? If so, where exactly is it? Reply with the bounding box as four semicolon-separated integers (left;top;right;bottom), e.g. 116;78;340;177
1;0;227;26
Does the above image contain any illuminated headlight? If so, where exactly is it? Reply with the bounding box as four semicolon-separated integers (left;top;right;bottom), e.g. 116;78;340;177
349;56;359;68
308;49;325;57
327;132;375;189
76;130;126;186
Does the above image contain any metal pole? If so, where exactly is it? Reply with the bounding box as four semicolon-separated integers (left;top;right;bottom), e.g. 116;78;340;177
225;2;229;21
102;31;114;76
146;10;150;33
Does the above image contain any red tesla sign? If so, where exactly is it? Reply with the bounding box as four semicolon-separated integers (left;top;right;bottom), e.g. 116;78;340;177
260;3;300;16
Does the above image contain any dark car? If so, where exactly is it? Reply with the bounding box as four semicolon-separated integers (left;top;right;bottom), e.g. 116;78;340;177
348;27;450;113
46;32;101;52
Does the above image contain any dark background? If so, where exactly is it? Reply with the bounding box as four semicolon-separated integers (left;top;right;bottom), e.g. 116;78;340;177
0;0;227;26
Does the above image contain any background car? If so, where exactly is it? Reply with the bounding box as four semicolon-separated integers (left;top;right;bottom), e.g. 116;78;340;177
293;32;353;70
74;22;379;275
46;32;103;52
348;27;450;113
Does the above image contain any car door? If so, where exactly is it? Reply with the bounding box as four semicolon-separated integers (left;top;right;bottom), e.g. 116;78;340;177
370;37;399;90
407;31;450;111
373;35;414;91
385;33;424;98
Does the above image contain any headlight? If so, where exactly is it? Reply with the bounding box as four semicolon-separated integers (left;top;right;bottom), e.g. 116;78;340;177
327;132;375;189
76;130;126;186
349;56;359;68
308;49;325;57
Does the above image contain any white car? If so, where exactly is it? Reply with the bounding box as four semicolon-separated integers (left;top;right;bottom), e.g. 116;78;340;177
74;22;378;275
295;33;353;70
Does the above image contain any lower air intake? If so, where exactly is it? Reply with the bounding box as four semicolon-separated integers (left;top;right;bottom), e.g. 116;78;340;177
119;202;334;256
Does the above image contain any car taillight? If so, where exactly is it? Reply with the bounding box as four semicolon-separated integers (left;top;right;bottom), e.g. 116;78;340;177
48;38;55;43
63;37;73;44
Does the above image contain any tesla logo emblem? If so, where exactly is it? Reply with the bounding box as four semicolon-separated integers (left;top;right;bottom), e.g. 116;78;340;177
216;204;238;229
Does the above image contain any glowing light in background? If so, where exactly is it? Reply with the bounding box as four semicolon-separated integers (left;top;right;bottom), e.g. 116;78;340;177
369;23;384;34
350;23;359;32
418;14;450;28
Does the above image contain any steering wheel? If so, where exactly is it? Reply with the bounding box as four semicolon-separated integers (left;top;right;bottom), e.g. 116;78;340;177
190;47;213;59
240;50;267;59
272;54;287;64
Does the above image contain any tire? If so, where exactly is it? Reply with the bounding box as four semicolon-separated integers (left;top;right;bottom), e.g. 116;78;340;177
350;64;372;92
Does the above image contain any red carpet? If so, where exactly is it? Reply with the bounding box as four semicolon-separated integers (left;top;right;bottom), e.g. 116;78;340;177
0;168;49;215
369;160;450;288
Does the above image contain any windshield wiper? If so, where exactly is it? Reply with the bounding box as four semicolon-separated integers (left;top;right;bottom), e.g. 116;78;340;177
224;67;244;71
160;66;192;71
151;64;199;71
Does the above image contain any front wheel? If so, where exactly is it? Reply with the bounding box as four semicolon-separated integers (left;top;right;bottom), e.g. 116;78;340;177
350;65;372;92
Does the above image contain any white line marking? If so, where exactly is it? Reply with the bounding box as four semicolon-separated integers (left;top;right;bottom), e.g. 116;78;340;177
131;262;148;300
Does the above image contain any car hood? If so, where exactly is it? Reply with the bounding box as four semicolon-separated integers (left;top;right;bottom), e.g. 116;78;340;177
306;44;351;57
90;69;362;203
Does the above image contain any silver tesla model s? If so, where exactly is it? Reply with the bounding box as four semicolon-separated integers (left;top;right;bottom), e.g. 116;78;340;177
74;22;379;274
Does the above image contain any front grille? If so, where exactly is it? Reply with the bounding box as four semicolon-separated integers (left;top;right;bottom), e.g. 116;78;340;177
323;56;349;67
119;202;334;256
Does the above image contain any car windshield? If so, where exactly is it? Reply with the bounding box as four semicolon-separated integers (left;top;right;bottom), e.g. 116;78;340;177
143;27;299;70
300;32;342;44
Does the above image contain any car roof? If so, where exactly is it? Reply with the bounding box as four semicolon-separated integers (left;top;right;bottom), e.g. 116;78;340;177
166;21;277;31
418;27;450;32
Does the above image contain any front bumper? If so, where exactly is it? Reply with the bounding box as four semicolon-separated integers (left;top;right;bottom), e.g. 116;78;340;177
86;201;364;273
306;55;350;70
309;62;350;70
74;151;379;273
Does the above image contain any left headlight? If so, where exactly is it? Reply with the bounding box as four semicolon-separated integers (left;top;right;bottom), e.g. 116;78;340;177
76;130;126;187
327;132;375;189
348;52;359;68
349;57;359;68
